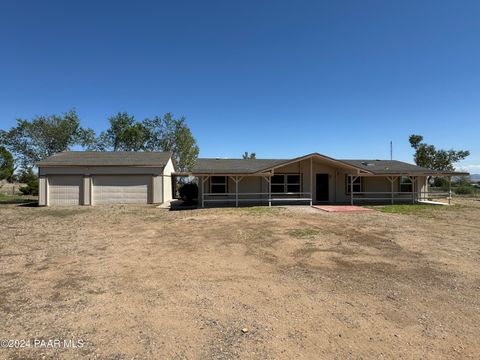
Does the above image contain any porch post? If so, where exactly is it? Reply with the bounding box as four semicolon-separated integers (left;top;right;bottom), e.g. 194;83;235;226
448;176;452;205
269;174;272;207
390;177;394;205
350;175;353;205
201;176;209;208
310;157;313;206
201;176;204;208
410;176;416;204
231;176;242;207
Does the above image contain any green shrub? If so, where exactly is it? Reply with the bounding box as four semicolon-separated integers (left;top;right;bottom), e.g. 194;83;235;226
455;186;474;195
179;182;198;202
19;178;39;196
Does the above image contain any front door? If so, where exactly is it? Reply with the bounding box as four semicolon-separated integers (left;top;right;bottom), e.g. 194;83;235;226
316;174;329;201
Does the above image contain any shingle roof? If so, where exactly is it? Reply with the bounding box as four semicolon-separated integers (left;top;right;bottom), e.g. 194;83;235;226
37;151;172;167
192;158;289;174
339;160;441;175
191;156;465;175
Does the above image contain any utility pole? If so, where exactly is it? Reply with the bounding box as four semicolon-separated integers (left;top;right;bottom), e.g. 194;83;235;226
390;141;393;160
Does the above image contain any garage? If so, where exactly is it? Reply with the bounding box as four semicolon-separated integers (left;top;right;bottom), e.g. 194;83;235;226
37;151;174;206
93;175;151;205
48;175;83;206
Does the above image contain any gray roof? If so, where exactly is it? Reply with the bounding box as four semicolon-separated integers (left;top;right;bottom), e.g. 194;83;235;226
339;160;442;175
192;158;289;174
191;156;465;175
37;151;172;167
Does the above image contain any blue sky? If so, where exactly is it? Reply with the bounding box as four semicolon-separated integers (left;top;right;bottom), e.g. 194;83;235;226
0;0;479;171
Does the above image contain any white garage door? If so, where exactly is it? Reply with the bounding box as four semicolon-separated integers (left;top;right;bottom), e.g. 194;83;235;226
93;175;150;204
48;175;82;206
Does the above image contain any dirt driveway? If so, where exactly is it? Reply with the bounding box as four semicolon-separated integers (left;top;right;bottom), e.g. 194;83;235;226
1;200;479;359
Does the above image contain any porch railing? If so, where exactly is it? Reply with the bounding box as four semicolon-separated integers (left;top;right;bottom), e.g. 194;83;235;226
351;191;452;204
202;192;312;207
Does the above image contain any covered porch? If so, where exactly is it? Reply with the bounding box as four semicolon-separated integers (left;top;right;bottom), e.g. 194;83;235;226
195;154;369;207
347;174;454;205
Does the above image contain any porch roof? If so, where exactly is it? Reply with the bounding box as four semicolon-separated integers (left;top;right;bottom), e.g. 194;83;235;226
341;160;469;176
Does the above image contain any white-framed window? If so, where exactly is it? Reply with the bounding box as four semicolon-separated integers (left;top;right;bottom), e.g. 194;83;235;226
346;175;362;194
271;174;302;193
399;176;413;192
210;176;227;193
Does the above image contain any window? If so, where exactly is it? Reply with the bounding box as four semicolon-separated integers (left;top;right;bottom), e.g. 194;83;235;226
270;174;302;193
210;176;227;193
346;176;362;194
287;175;301;193
399;176;413;192
271;175;285;193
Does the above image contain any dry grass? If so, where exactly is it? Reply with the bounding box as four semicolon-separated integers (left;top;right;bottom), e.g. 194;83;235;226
1;199;479;359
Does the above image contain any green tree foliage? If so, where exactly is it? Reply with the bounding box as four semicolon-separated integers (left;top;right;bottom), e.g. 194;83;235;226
93;112;148;151
409;134;470;171
242;152;256;159
0;109;94;168
17;168;39;196
0;146;15;182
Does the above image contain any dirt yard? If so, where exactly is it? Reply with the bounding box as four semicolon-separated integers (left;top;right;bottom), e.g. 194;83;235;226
1;200;479;359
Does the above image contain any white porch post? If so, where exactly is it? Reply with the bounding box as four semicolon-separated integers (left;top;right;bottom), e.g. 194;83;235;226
310;157;313;206
448;176;452;205
390;176;394;205
409;176;416;204
201;176;209;208
268;174;272;207
235;177;238;207
231;176;242;207
350;175;353;205
387;176;398;205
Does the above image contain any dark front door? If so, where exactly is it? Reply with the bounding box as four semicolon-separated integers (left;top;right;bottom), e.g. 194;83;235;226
316;174;329;201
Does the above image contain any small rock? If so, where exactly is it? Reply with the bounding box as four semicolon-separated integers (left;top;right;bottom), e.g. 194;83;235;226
241;328;249;334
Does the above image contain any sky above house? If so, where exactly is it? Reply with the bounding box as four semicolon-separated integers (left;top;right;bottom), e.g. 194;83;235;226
0;0;479;172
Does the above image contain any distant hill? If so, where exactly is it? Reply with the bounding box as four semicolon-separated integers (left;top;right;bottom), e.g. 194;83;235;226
470;174;480;181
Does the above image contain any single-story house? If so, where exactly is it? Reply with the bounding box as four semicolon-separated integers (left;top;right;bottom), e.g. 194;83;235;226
37;151;174;206
37;151;468;207
191;153;468;207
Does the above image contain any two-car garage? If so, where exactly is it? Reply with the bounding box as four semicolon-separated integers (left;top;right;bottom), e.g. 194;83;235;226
46;175;151;206
37;152;174;206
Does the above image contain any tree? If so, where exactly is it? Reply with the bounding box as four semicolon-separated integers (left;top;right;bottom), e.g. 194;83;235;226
0;146;15;182
93;112;148;151
409;134;470;171
242;152;256;159
143;113;199;172
0;109;94;168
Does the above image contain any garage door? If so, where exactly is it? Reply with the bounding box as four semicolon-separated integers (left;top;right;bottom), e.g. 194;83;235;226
48;175;82;206
93;175;150;204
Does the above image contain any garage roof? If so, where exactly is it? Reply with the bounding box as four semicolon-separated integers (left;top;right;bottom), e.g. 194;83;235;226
37;151;172;167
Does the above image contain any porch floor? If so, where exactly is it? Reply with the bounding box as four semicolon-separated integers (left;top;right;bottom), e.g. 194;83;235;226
313;205;373;213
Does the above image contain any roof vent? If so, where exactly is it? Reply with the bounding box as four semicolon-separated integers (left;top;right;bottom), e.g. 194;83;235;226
361;161;375;166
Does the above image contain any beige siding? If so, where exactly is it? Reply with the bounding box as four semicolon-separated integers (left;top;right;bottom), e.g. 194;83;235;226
152;175;163;203
38;176;47;206
162;158;175;202
83;176;91;205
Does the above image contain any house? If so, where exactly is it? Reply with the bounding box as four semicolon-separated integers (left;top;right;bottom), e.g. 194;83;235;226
36;152;174;206
191;153;468;207
37;151;468;207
